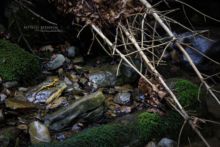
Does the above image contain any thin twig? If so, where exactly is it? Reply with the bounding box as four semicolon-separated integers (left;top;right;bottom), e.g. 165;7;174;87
178;120;187;147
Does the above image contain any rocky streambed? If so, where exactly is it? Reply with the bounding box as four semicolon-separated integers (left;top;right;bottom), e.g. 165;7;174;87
0;38;220;147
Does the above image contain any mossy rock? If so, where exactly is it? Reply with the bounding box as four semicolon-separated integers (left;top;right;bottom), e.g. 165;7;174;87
32;111;182;147
166;78;202;109
0;39;41;82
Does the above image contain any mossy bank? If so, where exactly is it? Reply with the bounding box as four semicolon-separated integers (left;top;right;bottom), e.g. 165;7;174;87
0;39;41;83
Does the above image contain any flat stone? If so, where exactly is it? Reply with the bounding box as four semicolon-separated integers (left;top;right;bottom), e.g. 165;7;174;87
46;54;65;70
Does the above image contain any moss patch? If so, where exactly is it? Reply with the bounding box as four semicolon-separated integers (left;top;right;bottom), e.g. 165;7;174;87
175;79;199;107
0;39;41;82
166;78;202;109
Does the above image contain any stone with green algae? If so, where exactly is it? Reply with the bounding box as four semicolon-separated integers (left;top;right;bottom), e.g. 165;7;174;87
0;39;40;82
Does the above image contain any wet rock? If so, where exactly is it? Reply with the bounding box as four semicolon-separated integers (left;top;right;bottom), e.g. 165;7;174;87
3;81;18;88
0;93;7;102
45;91;105;131
157;138;177;147
0;127;20;147
5;99;37;110
113;92;132;105
89;71;116;88
66;46;76;58
29;121;51;144
46;54;65;70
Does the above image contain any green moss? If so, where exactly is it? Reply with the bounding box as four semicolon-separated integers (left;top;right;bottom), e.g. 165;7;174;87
175;79;199;108
0;39;41;82
137;111;182;142
137;112;162;140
